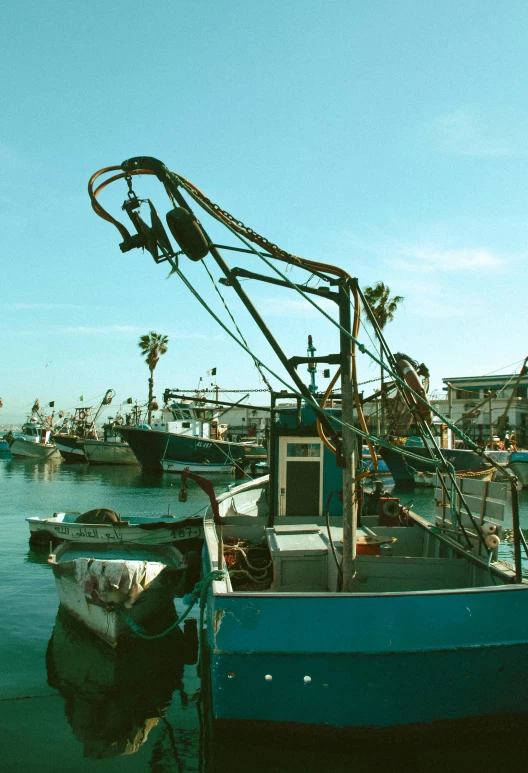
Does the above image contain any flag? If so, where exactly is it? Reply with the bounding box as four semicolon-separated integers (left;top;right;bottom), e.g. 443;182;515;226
126;397;133;404
207;367;217;377
48;401;55;408
79;396;84;402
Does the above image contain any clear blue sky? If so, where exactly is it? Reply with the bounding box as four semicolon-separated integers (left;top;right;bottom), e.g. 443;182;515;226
1;0;527;423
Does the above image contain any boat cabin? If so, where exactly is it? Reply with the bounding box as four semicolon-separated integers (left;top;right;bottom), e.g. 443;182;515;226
269;403;344;519
148;401;226;439
204;399;513;596
21;421;53;444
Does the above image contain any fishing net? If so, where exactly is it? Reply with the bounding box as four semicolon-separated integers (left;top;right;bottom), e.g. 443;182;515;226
223;537;273;590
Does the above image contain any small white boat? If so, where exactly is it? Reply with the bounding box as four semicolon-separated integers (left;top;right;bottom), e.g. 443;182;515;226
5;418;59;459
27;507;203;546
48;542;186;647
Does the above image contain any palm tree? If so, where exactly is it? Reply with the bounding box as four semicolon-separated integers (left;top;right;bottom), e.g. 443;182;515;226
138;332;169;424
363;282;404;434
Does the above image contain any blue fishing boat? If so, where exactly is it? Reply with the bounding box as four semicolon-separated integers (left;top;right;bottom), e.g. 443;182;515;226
88;155;528;731
193;406;528;731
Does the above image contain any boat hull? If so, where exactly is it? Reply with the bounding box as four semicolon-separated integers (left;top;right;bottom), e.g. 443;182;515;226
8;437;59;459
508;452;528;487
162;459;234;474
27;514;203;546
82;439;138;466
204;586;528;728
49;544;184;646
118;426;250;472
0;439;12;459
380;446;487;485
53;434;87;463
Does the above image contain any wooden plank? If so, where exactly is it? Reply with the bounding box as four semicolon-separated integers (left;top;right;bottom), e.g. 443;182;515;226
457;494;506;522
459;477;509;501
434;475;509;522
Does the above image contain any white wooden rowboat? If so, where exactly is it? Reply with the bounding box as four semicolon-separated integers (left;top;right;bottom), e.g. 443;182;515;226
48;542;186;647
27;508;203;546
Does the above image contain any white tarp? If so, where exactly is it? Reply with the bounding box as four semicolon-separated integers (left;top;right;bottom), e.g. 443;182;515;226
75;558;165;605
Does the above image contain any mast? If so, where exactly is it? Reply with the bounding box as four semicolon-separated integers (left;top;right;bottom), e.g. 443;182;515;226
307;335;318;394
339;282;356;591
89;156;361;591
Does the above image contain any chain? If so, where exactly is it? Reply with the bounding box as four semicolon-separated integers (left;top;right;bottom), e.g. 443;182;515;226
167;172;304;266
124;174;138;200
175;388;270;393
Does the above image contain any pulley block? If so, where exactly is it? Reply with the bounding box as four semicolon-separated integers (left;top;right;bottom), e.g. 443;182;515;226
166;207;209;261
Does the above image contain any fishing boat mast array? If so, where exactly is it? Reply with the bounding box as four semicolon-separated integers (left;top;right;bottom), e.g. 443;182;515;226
88;155;528;731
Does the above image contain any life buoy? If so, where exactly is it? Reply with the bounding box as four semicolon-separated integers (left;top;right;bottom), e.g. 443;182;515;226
396;359;431;424
78;410;87;421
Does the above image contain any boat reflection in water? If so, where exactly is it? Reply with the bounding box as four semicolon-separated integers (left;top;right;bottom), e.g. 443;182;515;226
46;605;198;759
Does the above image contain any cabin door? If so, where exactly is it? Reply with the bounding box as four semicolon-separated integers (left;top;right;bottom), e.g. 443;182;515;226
278;437;323;517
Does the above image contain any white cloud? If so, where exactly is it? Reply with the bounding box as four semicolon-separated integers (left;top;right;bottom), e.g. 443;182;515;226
60;325;221;340
0;324;222;340
390;244;504;273
432;105;522;157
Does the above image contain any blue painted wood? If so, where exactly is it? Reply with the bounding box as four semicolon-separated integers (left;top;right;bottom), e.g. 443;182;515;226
204;587;528;727
209;644;528;727
207;587;528;656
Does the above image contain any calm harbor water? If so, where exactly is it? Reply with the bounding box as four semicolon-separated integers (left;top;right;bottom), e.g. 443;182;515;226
2;457;528;772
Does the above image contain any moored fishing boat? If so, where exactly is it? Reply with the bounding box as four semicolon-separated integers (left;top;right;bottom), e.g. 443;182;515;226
82;422;138;466
380;442;488;486
27;506;203;546
194;404;528;731
48;541;187;647
5;417;59;459
53;390;116;463
88;155;528;731
117;400;256;473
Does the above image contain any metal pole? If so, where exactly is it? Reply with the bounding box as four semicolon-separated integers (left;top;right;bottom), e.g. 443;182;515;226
339;282;356;592
267;393;277;528
511;481;523;583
